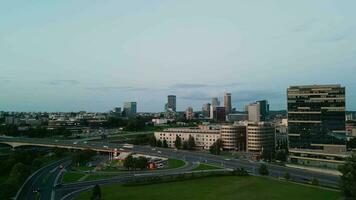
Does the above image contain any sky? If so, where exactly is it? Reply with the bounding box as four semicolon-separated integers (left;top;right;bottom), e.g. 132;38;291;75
1;0;356;112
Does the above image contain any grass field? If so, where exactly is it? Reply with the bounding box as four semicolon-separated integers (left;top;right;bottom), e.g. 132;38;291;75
74;176;340;200
166;158;186;169
192;163;223;171
62;172;116;183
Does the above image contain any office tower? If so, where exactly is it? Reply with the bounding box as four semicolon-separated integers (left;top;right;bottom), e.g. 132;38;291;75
123;102;137;117
185;107;194;120
211;97;220;107
111;107;122;117
246;122;275;153
224;92;232;115
202;103;211;118
166;95;176;112
247;100;269;122
287;84;346;149
210;106;226;122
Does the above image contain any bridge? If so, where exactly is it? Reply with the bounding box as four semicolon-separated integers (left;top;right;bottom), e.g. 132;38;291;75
0;137;126;153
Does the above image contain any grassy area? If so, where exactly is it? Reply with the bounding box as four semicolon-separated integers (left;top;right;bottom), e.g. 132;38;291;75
166;158;186;169
74;176;340;200
62;172;116;183
73;165;95;171
192;163;223;171
62;172;86;183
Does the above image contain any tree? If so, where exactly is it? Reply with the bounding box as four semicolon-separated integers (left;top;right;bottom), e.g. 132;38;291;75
209;139;223;155
174;135;182;149
123;155;135;170
284;171;290;180
91;184;101;200
311;178;319;186
149;135;157;147
262;148;275;162
258;164;269;176
136;157;148;170
347;138;356;149
187;135;196;150
162;139;169;148
276;150;287;162
339;153;356;199
182;141;189;150
156;140;162;147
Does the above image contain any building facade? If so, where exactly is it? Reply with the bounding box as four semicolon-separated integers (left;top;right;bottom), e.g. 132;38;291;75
154;128;220;150
247;100;269;122
221;124;246;151
246;122;275;153
166;95;177;112
185;107;194;120
287;84;346;149
123;102;137;117
224;92;232;115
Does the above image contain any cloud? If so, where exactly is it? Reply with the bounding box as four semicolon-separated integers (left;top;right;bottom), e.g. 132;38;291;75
47;80;79;86
169;82;243;90
84;86;148;92
313;27;355;43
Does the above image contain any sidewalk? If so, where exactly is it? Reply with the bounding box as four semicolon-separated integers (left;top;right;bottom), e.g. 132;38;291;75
286;164;342;176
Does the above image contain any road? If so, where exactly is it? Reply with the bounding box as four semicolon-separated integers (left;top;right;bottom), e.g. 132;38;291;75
15;159;70;200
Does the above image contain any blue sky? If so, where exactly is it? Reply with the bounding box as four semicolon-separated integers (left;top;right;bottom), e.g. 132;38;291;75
1;0;356;112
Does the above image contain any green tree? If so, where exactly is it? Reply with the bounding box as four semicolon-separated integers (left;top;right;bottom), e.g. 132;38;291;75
124;155;135;170
284;171;290;180
209;139;223;155
258;164;269;176
347;138;356;149
91;184;101;200
311;178;319;186
136;157;148;170
162;139;169;148
276;150;287;162
156;140;162;147
174;135;182;149
149;135;157;147
182;141;189;150
187;135;196;150
339;153;356;199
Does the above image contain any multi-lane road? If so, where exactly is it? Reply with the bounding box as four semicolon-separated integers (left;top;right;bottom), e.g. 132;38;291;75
0;136;341;200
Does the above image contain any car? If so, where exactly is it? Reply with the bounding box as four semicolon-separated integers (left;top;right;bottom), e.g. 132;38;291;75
157;151;162;154
152;148;156;151
103;145;108;148
73;142;78;145
59;165;64;169
54;140;59;142
83;141;87;144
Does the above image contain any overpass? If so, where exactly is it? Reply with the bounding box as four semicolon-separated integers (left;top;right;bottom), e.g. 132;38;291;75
0;136;127;153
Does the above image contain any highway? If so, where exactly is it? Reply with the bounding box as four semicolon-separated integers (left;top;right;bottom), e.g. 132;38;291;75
0;136;341;199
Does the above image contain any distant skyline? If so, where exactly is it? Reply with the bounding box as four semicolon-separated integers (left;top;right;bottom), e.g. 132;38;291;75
1;1;356;112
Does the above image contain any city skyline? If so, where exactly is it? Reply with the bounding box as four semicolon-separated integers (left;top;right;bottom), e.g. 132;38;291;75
1;1;356;112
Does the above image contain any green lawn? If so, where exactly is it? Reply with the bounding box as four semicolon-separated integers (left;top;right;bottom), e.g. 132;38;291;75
62;172;86;183
166;158;186;169
192;163;223;171
74;176;340;200
84;174;116;181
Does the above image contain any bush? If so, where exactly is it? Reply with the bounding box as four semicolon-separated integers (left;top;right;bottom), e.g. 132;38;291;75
258;164;269;176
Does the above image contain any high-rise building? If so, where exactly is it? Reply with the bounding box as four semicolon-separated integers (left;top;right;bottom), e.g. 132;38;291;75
123;102;137;117
287;84;347;169
202;103;211;118
246;122;275;153
224;92;232;115
287;84;346;149
210;106;226;122
185;107;194;120
211;97;220;107
166;95;176;112
247;100;269;122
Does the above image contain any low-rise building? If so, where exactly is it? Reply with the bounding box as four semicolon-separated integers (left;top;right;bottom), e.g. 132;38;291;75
154;128;220;150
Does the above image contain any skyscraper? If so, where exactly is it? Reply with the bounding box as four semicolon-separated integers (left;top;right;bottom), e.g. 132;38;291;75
185;107;194;120
123;102;137;117
287;84;346;149
224;92;232;115
202;103;211;118
166;95;176;112
211;97;220;107
247;100;269;122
